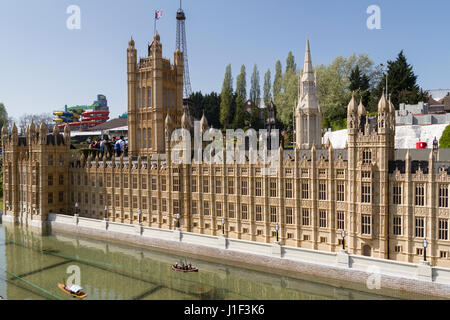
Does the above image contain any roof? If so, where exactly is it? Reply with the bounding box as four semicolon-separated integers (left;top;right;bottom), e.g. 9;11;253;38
88;118;128;131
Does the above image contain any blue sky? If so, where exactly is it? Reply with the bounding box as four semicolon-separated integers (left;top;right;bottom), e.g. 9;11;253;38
0;0;449;120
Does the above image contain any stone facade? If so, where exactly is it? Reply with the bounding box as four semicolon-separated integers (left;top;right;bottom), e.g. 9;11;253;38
3;33;450;268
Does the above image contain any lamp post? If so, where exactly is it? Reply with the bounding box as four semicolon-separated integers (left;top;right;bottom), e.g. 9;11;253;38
104;206;108;221
423;239;428;262
176;213;180;229
275;223;279;243
138;209;142;225
222;218;225;235
341;230;346;250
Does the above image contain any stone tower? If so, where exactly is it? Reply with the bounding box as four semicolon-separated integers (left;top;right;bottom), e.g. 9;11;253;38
127;33;184;157
1;122;70;231
346;91;395;258
295;40;323;149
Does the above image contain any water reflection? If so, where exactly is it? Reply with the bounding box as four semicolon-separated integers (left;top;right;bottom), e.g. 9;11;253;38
0;224;411;300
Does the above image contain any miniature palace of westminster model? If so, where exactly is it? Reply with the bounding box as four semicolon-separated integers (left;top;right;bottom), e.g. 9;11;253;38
2;32;450;268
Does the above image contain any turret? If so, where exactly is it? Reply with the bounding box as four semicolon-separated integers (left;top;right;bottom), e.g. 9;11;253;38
11;123;18;146
1;124;8;148
53;124;60;136
295;39;322;149
181;110;191;130
39;121;47;145
200;113;208;134
64;124;71;145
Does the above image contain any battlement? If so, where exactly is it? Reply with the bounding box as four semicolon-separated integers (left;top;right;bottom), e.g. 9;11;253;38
1;122;70;150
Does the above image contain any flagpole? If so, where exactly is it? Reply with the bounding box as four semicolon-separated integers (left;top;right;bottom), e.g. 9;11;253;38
154;10;156;35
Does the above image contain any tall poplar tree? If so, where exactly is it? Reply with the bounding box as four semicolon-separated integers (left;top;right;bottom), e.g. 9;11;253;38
220;64;234;129
273;61;282;102
249;64;261;104
233;65;248;128
263;69;272;106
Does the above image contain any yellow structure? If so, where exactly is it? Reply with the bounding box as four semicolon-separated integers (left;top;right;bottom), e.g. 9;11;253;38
2;33;450;268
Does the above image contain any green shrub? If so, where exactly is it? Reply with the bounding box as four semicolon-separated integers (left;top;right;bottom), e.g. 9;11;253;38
440;125;450;148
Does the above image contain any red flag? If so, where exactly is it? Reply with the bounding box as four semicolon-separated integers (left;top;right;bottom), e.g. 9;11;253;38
155;10;163;20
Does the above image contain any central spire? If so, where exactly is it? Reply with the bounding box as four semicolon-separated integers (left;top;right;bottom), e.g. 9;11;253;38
303;39;314;77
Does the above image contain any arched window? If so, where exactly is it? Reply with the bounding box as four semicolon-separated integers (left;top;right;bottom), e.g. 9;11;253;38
362;149;372;165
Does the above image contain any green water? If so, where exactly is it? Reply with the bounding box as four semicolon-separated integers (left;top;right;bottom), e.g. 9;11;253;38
0;223;429;300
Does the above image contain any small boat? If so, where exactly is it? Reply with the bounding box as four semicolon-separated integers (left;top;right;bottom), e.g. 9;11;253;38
172;265;198;273
58;283;88;299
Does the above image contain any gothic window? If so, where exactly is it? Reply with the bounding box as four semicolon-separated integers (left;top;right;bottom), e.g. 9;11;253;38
215;202;222;217
319;210;327;228
191;201;198;215
393;216;402;235
361;182;371;203
228;178;234;194
241;179;248;196
415;217;424;238
270;207;277;223
439;219;448;240
255;205;263;222
228;203;235;218
173;177;179;192
191;177;197;192
415;184;425;207
255;179;262;197
393;183;402;205
337;182;345;202
285;207;294;225
285;180;293;198
173;200;180;214
137;88;141;108
241;204;248;220
302;181;309;199
269;179;277;198
319;181;327;200
362;150;372;165
361;215;371;235
203;201;210;216
439;184;449;208
203;178;209;193
215;178;222;194
337;212;345;230
302;209;310;226
148;87;152;107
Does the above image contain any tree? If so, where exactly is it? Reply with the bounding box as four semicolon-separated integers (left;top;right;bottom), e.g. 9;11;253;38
349;65;371;106
233;65;249;129
249;64;260;104
369;50;428;111
236;65;247;101
220;64;234;129
286;51;296;73
315;54;380;128
263;69;272;106
16;113;54;135
273;60;283;103
0;103;8;129
189;91;221;128
439;124;450;149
